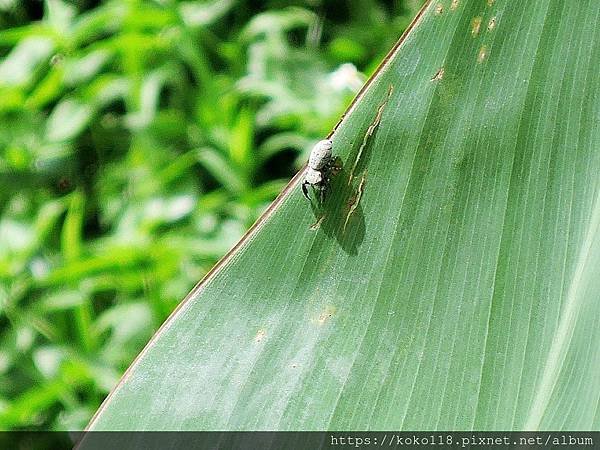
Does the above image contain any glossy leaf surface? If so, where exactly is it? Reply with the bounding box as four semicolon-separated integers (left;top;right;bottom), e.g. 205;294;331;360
88;0;600;431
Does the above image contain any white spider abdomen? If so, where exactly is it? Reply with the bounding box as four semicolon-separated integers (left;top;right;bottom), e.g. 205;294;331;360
305;167;322;185
308;139;333;170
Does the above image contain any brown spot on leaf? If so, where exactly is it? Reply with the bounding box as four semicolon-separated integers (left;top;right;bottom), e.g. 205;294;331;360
435;3;444;15
487;16;497;31
255;329;266;343
487;0;495;5
344;173;367;233
317;306;336;325
310;215;325;230
431;67;445;81
478;45;488;63
450;0;459;10
348;85;393;186
471;16;482;36
318;312;333;324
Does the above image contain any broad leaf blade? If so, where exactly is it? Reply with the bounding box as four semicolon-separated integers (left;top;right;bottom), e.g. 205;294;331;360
87;0;600;431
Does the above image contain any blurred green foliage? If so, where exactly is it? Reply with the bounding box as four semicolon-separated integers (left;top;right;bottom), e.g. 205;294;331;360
0;0;422;430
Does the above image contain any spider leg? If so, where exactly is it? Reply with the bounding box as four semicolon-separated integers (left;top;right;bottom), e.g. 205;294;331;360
319;183;326;204
301;181;310;200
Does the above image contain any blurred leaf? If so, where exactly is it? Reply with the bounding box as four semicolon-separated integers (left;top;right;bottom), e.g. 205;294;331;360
55;405;95;430
63;49;112;86
61;190;84;262
0;197;64;277
0;219;34;255
0;381;65;428
228;107;254;176
0;37;54;86
241;179;286;205
33;346;65;379
45;98;93;142
26;65;65;109
238;40;355;131
328;36;367;63
45;0;76;32
125;67;175;129
95;302;153;366
38;290;86;312
196;147;245;193
258;132;311;165
0;87;25;112
38;247;150;286
0;25;53;46
83;74;129;107
70;3;126;47
178;0;235;28
141;195;196;227
241;7;315;41
0;0;17;12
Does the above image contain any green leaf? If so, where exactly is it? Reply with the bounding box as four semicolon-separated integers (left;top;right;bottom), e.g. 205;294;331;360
86;0;600;431
178;0;235;28
0;381;65;428
125;67;176;130
45;0;76;32
63;49;112;86
240;7;315;41
61;190;85;262
229;107;255;177
0;37;54;87
195;147;246;193
45;98;93;142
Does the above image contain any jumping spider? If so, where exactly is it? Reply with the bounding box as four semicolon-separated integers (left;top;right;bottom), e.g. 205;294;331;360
302;139;340;204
